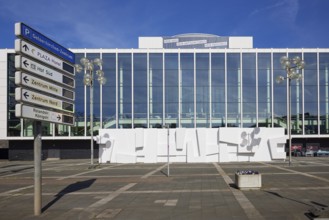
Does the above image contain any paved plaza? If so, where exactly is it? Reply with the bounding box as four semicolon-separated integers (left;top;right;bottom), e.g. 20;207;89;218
0;157;329;220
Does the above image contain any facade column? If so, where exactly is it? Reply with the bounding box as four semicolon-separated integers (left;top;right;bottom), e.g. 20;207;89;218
149;66;153;128
178;52;181;128
238;67;242;127
194;51;196;128
163;53;165;126
119;67;123;128
209;52;212;128
147;53;151;128
99;52;103;129
267;68;271;127
224;51;227;127
131;53;134;128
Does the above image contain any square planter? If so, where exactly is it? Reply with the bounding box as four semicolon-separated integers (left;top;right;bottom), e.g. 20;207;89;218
235;172;262;190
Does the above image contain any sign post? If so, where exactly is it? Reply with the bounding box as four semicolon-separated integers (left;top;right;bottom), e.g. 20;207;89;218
167;126;170;177
14;22;75;216
33;120;42;216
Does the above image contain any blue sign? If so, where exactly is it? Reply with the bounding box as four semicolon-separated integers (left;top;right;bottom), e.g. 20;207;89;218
15;23;75;64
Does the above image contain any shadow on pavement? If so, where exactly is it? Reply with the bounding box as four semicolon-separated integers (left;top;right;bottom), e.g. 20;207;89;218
264;190;312;207
42;178;96;212
264;190;329;219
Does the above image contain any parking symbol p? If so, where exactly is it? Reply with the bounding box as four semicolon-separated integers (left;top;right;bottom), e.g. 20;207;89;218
24;28;30;36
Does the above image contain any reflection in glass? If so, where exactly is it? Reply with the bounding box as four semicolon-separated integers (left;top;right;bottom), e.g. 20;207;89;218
288;53;303;134
149;53;163;128
211;53;225;127
273;53;287;133
242;53;256;127
134;53;147;128
118;53;132;128
165;53;179;127
102;53;116;129
71;53;85;136
304;53;318;134
181;53;194;128
196;53;210;127
9;50;329;138
227;53;240;127
320;53;329;134
258;53;272;127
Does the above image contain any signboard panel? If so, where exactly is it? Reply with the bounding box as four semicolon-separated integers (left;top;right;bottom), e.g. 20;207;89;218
15;72;74;101
15;55;74;88
15;88;74;113
162;35;229;49
16;104;74;125
15;23;75;64
15;39;74;75
14;22;76;127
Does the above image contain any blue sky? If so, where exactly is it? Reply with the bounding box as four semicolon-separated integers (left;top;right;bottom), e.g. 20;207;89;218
0;0;328;49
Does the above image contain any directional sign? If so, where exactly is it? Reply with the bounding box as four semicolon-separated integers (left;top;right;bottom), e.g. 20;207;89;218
14;22;76;127
15;55;74;88
16;104;74;125
15;88;74;113
15;72;75;101
15;23;75;63
15;39;74;75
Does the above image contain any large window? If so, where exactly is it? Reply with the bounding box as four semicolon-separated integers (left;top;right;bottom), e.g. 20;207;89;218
258;53;272;127
118;53;132;128
7;54;20;136
86;53;101;135
320;53;329;134
149;53;163;128
180;53;194;128
196;53;210;127
102;53;116;129
165;53;179;127
71;53;85;136
273;53;287;132
227;53;241;127
133;53;147;128
304;53;318;134
242;53;256;127
288;52;303;134
211;53;225;127
8;49;329;136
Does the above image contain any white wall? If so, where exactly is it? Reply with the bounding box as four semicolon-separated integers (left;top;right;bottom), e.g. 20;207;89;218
229;37;253;48
0;50;9;139
97;128;286;163
138;37;163;49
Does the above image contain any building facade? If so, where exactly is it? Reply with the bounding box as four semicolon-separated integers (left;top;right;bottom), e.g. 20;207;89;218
1;34;329;160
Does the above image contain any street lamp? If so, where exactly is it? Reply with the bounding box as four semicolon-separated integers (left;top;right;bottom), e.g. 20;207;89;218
75;58;107;165
276;56;305;166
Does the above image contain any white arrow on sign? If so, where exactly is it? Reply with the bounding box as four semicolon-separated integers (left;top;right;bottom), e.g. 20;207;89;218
15;55;75;88
15;104;74;125
15;87;74;113
15;72;75;101
15;39;75;76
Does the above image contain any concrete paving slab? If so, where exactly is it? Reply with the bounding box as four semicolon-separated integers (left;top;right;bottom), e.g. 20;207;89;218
0;158;328;219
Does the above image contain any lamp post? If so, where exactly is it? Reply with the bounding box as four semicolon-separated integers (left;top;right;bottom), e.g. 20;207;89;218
276;56;305;166
75;58;106;165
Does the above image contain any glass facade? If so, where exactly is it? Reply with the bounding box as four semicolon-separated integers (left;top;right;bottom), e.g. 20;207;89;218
320;53;329;134
7;54;20;136
6;49;329;137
